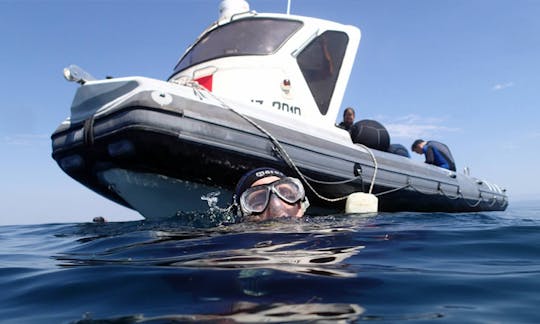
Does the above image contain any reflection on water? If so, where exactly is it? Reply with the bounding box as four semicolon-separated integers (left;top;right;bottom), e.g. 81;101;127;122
175;239;364;278
75;301;364;323
2;209;539;323
54;217;369;323
56;216;370;279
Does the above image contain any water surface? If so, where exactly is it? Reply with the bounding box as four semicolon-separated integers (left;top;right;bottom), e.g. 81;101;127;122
1;202;539;323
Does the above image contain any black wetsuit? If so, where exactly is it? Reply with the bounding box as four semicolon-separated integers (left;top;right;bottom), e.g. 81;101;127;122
337;121;352;131
424;141;456;171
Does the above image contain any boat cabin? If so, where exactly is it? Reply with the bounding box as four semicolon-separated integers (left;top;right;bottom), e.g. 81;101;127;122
169;1;360;129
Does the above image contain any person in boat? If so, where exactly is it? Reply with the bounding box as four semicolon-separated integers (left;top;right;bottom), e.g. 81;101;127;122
337;107;355;131
233;167;309;222
411;139;456;171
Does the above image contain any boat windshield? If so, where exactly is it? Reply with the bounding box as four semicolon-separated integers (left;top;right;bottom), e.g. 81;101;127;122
172;18;303;74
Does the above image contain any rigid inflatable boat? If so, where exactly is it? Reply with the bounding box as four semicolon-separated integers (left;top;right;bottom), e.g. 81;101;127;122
51;0;508;220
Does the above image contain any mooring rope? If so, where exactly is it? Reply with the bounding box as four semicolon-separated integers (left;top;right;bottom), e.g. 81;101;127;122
183;81;503;208
187;82;380;201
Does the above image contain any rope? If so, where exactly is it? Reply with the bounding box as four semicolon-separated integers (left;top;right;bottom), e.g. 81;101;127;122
302;174;362;185
462;193;484;208
487;196;498;207
188;82;361;202
375;184;410;197
437;185;462;200
182;81;504;209
354;143;378;194
407;182;436;196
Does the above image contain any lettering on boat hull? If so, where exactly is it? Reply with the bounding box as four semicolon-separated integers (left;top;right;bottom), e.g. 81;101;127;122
250;99;302;116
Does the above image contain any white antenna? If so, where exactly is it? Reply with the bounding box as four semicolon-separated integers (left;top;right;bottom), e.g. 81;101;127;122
287;0;291;14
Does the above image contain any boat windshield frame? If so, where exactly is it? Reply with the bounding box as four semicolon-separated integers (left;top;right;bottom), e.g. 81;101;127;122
171;17;303;75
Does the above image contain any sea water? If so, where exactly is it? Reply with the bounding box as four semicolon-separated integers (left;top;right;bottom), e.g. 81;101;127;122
1;201;539;323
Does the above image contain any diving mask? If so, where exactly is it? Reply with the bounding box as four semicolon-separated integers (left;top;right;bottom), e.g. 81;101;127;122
239;177;306;216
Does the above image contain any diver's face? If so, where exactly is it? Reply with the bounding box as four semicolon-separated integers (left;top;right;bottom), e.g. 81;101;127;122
245;176;304;222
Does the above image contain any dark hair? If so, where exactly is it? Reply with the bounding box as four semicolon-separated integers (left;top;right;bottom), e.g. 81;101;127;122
411;139;425;151
343;107;355;117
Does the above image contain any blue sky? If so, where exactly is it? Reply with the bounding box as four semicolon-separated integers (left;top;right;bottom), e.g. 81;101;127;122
1;0;539;225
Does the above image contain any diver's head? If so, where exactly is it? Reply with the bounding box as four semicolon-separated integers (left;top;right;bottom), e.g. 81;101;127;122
234;167;308;221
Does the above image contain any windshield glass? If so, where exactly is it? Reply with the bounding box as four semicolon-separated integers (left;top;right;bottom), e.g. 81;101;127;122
297;31;348;115
172;18;302;74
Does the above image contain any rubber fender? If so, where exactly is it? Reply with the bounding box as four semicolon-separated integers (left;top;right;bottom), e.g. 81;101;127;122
350;119;390;151
388;143;410;158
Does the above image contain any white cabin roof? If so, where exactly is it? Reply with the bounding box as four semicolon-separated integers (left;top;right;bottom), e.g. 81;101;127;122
169;10;361;130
